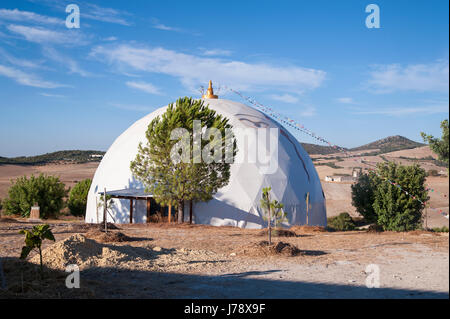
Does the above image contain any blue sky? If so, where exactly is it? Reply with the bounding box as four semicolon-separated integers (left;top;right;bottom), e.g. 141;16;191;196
0;0;448;157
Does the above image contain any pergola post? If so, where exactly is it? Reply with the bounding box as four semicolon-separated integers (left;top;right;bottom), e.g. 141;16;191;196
129;199;133;224
146;198;151;223
168;205;172;223
189;200;193;224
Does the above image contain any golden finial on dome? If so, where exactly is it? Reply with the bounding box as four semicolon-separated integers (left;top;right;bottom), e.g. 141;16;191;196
202;80;218;99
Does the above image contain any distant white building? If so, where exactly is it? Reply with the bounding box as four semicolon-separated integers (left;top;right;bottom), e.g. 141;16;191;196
324;175;356;182
325;168;361;182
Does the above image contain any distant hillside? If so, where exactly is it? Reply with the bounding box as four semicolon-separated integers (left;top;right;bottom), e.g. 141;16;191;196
300;143;347;155
301;136;424;156
350;135;424;154
0;150;105;165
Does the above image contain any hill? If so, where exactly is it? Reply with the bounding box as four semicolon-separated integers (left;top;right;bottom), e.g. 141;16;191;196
0;150;105;165
350;135;424;153
300;143;347;155
301;136;424;155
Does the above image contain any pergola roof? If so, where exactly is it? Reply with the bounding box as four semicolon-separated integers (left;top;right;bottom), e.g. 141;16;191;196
99;189;153;199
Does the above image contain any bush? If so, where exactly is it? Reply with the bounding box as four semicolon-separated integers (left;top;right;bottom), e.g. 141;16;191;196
351;162;428;231
68;179;92;216
2;174;67;218
327;212;356;231
374;163;428;231
431;226;449;233
351;173;378;223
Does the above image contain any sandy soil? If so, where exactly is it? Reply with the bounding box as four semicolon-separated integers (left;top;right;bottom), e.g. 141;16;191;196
0;220;448;298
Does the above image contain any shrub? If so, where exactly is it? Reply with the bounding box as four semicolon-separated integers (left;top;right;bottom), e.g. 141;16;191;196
374;163;428;231
432;226;449;233
351;173;378;223
2;174;67;218
68;179;92;216
351;163;428;231
327;212;356;231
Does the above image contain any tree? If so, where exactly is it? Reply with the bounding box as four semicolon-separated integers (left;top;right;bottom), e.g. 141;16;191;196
351;172;379;223
68;179;92;216
19;224;55;274
260;187;287;244
421;119;449;167
373;163;428;231
2;174;67;218
352;163;428;231
130;97;237;223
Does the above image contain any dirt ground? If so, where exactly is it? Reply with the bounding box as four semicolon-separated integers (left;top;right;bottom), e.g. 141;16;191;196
0;220;448;298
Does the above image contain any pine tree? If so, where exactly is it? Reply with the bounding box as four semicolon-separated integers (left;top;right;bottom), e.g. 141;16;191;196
130;97;237;223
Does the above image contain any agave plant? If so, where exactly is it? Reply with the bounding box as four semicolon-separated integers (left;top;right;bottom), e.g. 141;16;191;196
19;224;55;274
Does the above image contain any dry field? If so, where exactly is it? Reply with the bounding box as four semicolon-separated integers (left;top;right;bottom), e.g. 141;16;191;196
0;162;99;200
0;220;448;298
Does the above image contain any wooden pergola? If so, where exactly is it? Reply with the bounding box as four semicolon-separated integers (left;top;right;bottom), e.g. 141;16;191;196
99;189;172;224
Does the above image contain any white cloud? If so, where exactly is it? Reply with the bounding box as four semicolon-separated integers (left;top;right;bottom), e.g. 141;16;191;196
39;92;66;97
269;94;299;104
126;81;162;95
201;49;233;57
7;24;87;45
153;23;181;32
42;47;91;77
103;36;118;41
0;48;43;69
0;8;63;25
367;60;449;93
0;64;66;88
26;0;132;26
351;102;449;116
91;44;326;93
299;106;316;117
336;97;354;104
82;3;132;26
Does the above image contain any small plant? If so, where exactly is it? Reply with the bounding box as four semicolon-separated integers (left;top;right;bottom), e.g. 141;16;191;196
19;224;55;274
97;193;117;232
327;212;356;231
260;187;287;244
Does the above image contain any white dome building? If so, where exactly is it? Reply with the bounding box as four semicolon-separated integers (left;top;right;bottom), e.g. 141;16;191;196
85;84;326;228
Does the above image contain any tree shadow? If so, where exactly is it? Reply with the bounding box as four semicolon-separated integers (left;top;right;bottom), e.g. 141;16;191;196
300;250;328;256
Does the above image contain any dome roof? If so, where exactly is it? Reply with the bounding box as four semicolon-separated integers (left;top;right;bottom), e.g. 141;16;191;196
85;98;326;228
